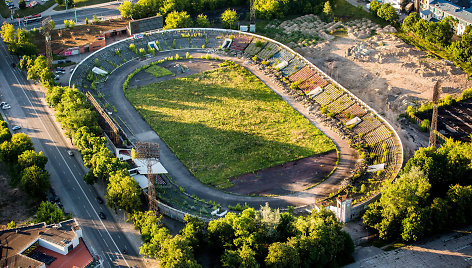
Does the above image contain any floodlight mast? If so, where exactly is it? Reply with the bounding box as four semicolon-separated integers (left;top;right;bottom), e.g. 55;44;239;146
135;142;160;214
41;17;53;70
429;80;441;148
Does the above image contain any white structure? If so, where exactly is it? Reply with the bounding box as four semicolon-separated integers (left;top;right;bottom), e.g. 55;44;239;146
92;66;108;75
336;196;352;223
421;0;472;35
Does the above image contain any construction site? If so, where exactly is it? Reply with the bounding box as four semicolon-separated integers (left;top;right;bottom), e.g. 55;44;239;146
296;23;471;157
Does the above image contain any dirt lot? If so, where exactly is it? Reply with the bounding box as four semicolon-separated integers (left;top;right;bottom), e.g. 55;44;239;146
32;18;130;53
227;151;337;196
297;32;471;158
0;163;32;227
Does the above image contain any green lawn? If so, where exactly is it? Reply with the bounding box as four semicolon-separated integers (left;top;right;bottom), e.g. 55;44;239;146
145;65;173;78
125;63;336;187
14;0;55;18
53;0;110;10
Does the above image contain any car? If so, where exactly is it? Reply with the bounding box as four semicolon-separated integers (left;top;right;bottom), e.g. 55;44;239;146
57;60;64;64
2;105;11;110
56;67;65;71
0;102;7;107
96;196;104;204
70;68;74;73
67;150;74;156
12;125;21;131
54;75;60;80
98;212;106;219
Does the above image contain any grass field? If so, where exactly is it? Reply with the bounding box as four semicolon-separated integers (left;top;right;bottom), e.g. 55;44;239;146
125;63;336;187
145;65;173;78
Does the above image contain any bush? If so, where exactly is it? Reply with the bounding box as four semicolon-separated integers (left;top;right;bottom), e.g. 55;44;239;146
419;119;430;132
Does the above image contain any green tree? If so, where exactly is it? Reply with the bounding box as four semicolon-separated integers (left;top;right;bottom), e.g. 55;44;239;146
195;14;209;27
163;10;193;29
1;22;16;43
19;0;26;9
85;17;89;24
180;215;205;250
265;240;300;268
105;171;142;213
158;235;201;268
49;20;55;30
254;0;288;19
221;8;239;29
363;167;431;240
119;0;134;19
35;201;65;224
322;1;334;22
0;121;12;143
0;133;34;163
402;12;420;32
18;150;48;170
377;3;398;24
20;165;50;198
369;0;381;14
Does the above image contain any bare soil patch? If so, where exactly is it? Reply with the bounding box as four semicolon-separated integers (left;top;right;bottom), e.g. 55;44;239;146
32;18;130;53
227;150;337;196
298;33;471;158
0;163;32;227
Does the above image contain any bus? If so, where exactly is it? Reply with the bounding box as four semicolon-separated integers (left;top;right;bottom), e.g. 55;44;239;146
24;14;42;24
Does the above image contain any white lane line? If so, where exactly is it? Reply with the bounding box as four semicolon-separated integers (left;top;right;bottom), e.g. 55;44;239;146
0;43;130;267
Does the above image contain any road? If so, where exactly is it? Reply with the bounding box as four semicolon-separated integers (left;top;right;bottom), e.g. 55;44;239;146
0;40;143;267
10;2;121;30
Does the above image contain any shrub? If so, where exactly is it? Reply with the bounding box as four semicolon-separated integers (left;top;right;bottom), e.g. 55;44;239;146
139;47;146;56
419;119;430;132
129;43;136;53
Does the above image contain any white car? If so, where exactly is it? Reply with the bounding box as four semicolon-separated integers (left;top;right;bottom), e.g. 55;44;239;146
12;125;21;131
2;105;11;110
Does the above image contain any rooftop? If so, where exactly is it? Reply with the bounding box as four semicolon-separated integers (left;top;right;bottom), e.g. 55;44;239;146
0;219;81;268
431;0;472;23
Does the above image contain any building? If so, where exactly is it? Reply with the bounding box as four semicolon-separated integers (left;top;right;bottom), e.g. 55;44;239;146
0;219;93;268
420;0;472;35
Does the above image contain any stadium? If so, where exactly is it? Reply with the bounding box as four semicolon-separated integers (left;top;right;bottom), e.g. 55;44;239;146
70;28;403;221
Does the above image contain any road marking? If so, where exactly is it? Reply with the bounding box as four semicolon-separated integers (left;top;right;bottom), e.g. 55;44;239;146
0;43;130;267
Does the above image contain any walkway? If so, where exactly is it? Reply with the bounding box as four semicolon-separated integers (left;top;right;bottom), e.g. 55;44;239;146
102;49;357;209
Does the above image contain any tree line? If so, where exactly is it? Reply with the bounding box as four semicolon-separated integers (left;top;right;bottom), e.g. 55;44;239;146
363;139;472;242
118;0;333;22
1;22;37;56
16;52;142;214
130;205;354;267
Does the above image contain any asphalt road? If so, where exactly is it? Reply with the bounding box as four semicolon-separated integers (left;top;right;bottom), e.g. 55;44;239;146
10;2;121;30
0;40;143;267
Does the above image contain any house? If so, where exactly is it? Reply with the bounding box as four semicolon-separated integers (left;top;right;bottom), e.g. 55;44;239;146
421;0;472;35
0;219;93;268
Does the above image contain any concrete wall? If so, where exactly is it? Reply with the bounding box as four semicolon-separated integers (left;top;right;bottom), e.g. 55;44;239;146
38;239;69;255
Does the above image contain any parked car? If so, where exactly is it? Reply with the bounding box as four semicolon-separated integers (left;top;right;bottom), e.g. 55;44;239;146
96;196;104;204
54;75;60;80
12;125;21;131
1;102;7;107
67;150;74;156
2;105;11;110
99;212;106;219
